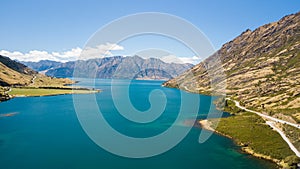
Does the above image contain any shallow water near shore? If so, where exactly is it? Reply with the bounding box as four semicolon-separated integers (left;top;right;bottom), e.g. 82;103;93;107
0;79;277;169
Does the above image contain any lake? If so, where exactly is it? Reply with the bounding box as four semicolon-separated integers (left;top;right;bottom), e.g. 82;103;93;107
0;79;276;169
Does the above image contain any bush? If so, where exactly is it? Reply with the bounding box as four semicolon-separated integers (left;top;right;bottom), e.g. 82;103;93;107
284;155;300;169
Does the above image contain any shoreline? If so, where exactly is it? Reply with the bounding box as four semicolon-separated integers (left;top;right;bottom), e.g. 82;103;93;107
11;90;99;98
198;119;284;167
1;87;100;102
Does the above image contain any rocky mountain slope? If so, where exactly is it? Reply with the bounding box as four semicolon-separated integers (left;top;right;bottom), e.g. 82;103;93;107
163;12;300;122
0;55;37;101
0;55;37;86
23;56;193;80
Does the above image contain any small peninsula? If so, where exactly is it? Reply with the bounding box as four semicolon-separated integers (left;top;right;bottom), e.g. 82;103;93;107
0;55;98;101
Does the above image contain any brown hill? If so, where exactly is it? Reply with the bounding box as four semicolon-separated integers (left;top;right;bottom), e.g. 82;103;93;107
0;55;74;88
0;55;37;86
163;12;300;122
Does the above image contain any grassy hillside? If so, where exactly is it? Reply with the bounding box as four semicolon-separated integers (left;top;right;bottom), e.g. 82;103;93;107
164;12;300;122
0;62;33;86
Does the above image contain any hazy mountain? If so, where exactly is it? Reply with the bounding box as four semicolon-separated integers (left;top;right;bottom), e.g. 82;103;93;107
24;56;193;80
163;12;300;116
21;60;61;72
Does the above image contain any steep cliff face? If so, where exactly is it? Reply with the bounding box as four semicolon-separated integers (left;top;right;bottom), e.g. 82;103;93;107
163;12;300;114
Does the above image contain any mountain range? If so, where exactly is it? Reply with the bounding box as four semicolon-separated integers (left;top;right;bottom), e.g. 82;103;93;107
22;56;193;80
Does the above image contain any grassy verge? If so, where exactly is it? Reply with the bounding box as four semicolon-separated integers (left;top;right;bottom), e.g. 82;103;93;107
9;87;99;97
270;108;300;124
282;124;300;151
209;111;300;168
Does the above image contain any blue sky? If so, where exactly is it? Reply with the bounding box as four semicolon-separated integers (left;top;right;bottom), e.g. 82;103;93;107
0;0;299;63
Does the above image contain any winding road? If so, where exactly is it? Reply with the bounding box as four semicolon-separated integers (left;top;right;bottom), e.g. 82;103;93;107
266;121;300;157
31;75;37;85
228;98;300;129
227;98;300;157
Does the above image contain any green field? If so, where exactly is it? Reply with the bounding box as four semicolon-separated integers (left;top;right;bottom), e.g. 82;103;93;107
213;112;294;159
210;109;300;168
9;87;98;97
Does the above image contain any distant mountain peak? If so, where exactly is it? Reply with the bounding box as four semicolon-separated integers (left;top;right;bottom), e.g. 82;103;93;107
22;55;193;80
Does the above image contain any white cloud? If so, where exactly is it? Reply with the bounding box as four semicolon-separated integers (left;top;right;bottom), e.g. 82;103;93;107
178;56;201;64
0;44;200;65
0;43;124;62
161;55;184;64
161;55;201;65
51;47;82;62
80;43;124;60
0;50;56;62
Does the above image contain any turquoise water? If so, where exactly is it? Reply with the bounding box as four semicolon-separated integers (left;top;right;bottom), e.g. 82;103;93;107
0;79;276;169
